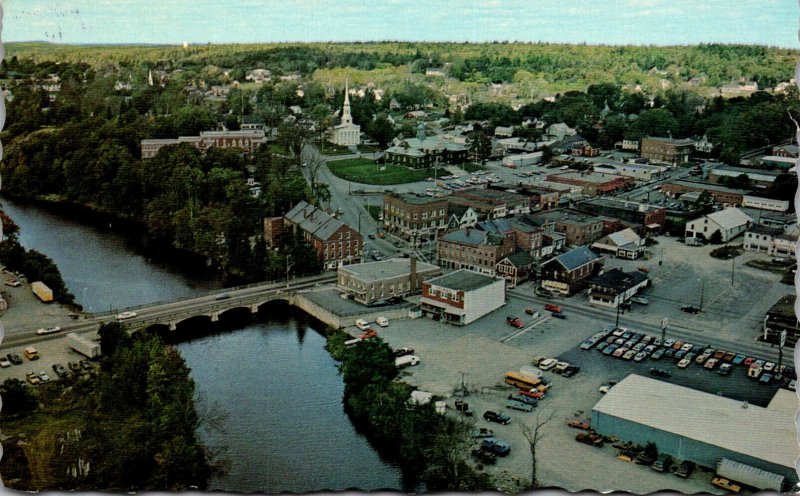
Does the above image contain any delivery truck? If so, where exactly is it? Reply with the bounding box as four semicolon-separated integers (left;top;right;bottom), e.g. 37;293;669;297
715;458;784;492
31;281;54;303
66;332;101;358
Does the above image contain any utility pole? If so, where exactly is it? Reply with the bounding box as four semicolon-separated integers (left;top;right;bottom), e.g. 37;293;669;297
660;317;668;343
699;280;705;311
615;302;621;327
286;254;294;288
731;253;735;285
777;330;787;379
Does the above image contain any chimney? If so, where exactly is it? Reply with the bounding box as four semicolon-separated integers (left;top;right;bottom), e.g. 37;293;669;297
410;257;418;290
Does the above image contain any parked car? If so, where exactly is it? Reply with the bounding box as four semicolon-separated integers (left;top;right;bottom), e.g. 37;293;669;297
544;303;561;313
580;339;596;350
508;393;538;407
675;460;695;478
649;367;671;377
695;353;710;365
623;349;637;360
0;356;10;368
506;316;524;328
116;311;138;320
538;358;557;370
567;419;590;430
68;361;82;372
760;373;773;384
722;352;736;363
743;357;754;366
52;363;69;378
704;358;719;370
602;344;619;356
506;399;534;412
713;350;726;360
575;432;604;447
672;341;684;350
650;348;665;360
680;305;701;314
483;411;511;425
674;350;686;360
612;347;628;358
376;317;389;327
717;363;732;376
732;354;746;365
393;347;414;357
663;349;675;358
554;361;570;374
26;372;41;385
562;365;581;378
551;311;567;319
7;353;22;365
651;453;672;472
632;343;646;352
677;358;691;368
711;477;741;493
471;428;494;438
631;296;649;305
680;343;694;353
518;389;545;399
663;339;676;348
481;438;511;456
764;361;776;372
358;329;378;340
37;370;51;382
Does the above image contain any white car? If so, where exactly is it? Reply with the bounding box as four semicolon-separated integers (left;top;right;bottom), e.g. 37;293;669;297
598;385;611;394
0;357;11;368
538;358;557;371
116;311;138;320
35;326;62;335
376;317;389;327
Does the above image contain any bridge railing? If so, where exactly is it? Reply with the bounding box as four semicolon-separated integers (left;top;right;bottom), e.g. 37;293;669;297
87;272;336;318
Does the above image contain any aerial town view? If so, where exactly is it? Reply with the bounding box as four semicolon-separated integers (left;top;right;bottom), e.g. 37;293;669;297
0;1;798;494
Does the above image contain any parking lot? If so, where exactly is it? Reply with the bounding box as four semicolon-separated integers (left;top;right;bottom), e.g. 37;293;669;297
354;294;755;493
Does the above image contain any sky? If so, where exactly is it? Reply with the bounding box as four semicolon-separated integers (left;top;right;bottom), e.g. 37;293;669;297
1;0;798;47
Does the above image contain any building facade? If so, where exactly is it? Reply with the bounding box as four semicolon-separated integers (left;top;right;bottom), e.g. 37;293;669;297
437;228;516;275
540;246;604;295
527;209;605;246
383;193;448;243
448;188;531;218
336;258;440;305
545;171;635;196
141;130;268;159
640;137;694;164
587;268;649;308
495;251;536;288
419;270;506;326
685;207;752;243
279;201;363;270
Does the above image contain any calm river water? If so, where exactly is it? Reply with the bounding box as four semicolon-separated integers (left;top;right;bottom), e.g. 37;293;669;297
0;196;403;492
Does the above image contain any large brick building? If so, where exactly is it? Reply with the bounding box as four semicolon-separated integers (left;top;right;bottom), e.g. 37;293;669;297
265;201;363;270
574;198;666;234
662;180;750;206
540;246;605;295
448;188;531;218
527;209;605;246
640;137;694;165
545;171;635;196
383;193;448;243
437;227;516;275
141;130;268;159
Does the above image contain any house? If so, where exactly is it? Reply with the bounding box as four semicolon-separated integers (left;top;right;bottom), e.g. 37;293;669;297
437;227;516;275
773;144;799;158
383;193;448;243
419;270;506;326
763;294;800;347
279;201;363;270
640;137;695;165
540;246;604;295
331;81;361;146
549;134;589;155
337;258;440;305
245;69;271;83
403;110;427;119
591;228;645;259
495;251;536;288
494;126;515;138
547;123;577;140
685;207;753;243
446;205;480;230
619;139;639;151
506;219;544;256
588;269;649;308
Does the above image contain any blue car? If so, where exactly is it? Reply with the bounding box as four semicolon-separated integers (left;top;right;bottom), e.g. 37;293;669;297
603;344;619;356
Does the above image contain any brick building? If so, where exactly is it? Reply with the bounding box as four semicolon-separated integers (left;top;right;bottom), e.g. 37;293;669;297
337;258;440;305
141;130;268;159
662;180;750;206
527;209;605;246
448;188;531;218
437;227;516;275
269;201;363;270
383;193;448;243
640;137;694;165
540;246;605;295
574;198;666;234
545;171;635;196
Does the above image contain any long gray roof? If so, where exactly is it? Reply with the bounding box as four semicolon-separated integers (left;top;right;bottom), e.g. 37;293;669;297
425;269;500;291
285;201;349;241
551;246;601;271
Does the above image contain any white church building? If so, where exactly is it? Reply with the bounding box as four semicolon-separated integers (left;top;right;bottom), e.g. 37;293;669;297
330;81;361;146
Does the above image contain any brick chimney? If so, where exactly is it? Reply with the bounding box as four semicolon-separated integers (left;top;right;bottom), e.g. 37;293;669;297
410;256;418;291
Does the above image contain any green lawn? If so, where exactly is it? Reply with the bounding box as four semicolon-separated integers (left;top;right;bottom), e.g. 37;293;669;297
327;158;448;185
267;142;291;156
365;205;382;221
461;162;487;173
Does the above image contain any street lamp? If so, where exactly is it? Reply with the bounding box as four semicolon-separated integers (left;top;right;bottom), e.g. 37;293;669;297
698;279;705;311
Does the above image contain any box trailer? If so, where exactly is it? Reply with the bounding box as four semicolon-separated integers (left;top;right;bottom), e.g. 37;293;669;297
66;332;101;358
31;281;54;302
716;458;784;492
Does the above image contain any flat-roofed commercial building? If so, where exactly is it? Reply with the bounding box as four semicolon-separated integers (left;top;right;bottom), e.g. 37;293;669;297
337;258;440;305
662;180;750;206
640;137;694;165
383;193;448;243
763;293;800;347
419;269;505;325
545;171;634;196
591;375;798;490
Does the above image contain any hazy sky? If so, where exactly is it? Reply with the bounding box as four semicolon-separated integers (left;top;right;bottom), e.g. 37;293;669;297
2;0;797;47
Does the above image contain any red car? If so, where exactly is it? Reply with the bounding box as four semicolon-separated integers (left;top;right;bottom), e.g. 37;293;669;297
743;357;754;366
518;389;545;399
358;329;377;340
567;419;590;430
506;316;524;328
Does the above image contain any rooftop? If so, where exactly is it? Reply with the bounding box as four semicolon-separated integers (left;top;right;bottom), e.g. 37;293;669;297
504;251;536;267
285;201;351;241
766;293;796;320
702;207;753;230
580;197;662;213
338;258;439;283
425;269;501;292
452;188;529;204
385;193;447;206
550;246;602;271
668;179;752;195
547;171;629;184
589;268;648;291
747;224;784;236
528;209;602;226
593;374;798;469
441;228;504;246
642;136;695;146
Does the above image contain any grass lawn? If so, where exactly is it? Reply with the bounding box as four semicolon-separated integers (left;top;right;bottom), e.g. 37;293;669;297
268;142;291;156
328;158;447;185
365;205;382;221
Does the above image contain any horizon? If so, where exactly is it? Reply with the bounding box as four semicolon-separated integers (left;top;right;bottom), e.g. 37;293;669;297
3;0;797;49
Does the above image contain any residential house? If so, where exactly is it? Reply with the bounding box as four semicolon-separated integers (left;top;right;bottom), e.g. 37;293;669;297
773;145;799;158
383;193;448;243
547;123;577;140
685;207;753;243
419;270;506;325
591;228;645;259
337;258;440;305
588;269;650;308
494;126;515;138
437;227;516;275
540;246;604;295
446;205;480;230
640;137;695;165
275;201;363;270
495;251;536;288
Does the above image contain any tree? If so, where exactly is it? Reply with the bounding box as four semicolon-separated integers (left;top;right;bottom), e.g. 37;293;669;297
366;115;396;147
0;378;36;415
98;321;130;357
467;130;492;161
520;409;557;489
278;120;314;159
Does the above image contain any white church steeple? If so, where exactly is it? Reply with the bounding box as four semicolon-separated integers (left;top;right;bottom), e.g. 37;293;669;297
341;79;353;125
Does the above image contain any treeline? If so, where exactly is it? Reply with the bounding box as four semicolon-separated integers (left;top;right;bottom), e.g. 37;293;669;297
326;331;492;491
0;324;215;491
0;213;74;304
0;61;323;281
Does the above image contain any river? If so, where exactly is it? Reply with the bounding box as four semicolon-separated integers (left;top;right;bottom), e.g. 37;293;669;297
0;196;403;492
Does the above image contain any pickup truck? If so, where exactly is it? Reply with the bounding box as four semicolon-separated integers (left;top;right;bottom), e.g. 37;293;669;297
575;432;604;447
566;419;590;430
481;438;511;456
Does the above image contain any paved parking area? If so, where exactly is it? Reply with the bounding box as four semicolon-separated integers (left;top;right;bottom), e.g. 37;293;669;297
361;301;740;493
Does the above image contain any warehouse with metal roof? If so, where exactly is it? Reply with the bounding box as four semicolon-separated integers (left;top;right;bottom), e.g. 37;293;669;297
591;374;798;490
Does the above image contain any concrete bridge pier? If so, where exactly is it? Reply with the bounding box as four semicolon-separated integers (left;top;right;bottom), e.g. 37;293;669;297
250;304;259;314
169;321;177;331
211;312;220;323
